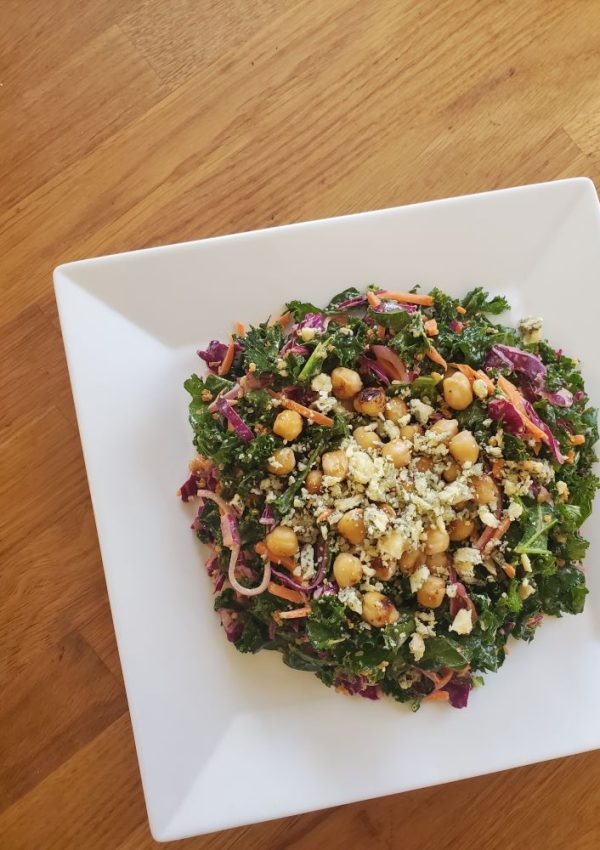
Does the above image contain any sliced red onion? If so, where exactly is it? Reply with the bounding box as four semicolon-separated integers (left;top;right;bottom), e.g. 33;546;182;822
196;489;237;515
449;582;477;621
358;355;390;386
573;390;585;403
214;397;254;442
449;319;463;333
218;608;243;642
227;546;271;596
371;345;410;382
270;539;327;593
336;294;368;309
220;512;240;548
259;506;276;528
213;572;226;594
208;383;242;413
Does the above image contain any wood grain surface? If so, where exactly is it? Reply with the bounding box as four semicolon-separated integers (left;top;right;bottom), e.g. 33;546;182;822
2;1;600;847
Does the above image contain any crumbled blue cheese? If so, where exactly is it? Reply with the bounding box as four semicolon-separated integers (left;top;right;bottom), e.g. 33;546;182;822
519;316;543;345
410;398;434;424
348;451;375;484
415;611;436;637
518;578;535;600
338;586;363;614
364;504;390;536
479;506;500;528
450;608;473;635
409;564;430;593
311;372;332;395
409;632;426;661
299;544;316;579
299;326;317;342
382;419;401;440
507;500;523;521
454;547;482;581
520;553;532;573
446;583;458;598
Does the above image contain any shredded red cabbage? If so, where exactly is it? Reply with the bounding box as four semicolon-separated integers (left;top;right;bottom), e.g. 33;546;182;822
520;398;566;463
179;473;200;502
259;506;276;527
443;677;471;709
220;512;240;548
487;397;527;436
371;345;410;382
214;397;254;442
485;344;546;380
358;355;390;385
198;339;242;369
218;609;243;643
373;300;417;315
334;675;381;700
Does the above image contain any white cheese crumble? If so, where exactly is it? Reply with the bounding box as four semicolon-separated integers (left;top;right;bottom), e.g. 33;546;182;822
409;564;430;594
507;501;523;521
338;586;363;614
348;451;375;484
518;578;536;600
409;632;426;661
450;608;473;635
410;398;434;424
299;544;316;579
454;547;482;581
521;553;532;573
311;372;332;395
519;316;543;345
479;506;500;528
446;583;458;598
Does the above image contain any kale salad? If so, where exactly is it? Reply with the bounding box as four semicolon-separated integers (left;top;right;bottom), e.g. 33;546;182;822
179;286;598;709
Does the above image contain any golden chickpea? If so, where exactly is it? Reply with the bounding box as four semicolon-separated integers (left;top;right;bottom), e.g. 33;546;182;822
331;367;363;400
337;509;366;544
415;456;434;473
448;517;476;541
265;525;299;557
384;396;408;423
382;438;412;468
362;591;399;627
443;372;474;410
400;548;426;573
267;447;296;476
448;430;480;465
400;424;422;441
424;527;450;555
353;386;386;417
373;559;398;581
417;575;446;608
429;418;459;440
471;475;500;506
426;552;450;570
443;459;461;482
272;409;303;441
353;426;382;450
333;553;363;587
380;529;408;560
305;470;323;494
322;450;349;479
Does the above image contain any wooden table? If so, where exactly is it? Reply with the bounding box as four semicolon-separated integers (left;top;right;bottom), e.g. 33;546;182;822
2;1;600;847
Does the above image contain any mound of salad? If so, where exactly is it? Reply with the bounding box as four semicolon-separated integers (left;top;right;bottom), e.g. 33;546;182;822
179;286;598;710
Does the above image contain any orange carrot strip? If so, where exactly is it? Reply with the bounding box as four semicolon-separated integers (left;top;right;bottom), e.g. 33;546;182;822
367;290;382;308
268;582;305;604
425;690;450;703
279;607;311;619
497;376;549;443
491;459;505;478
456;305;466;315
218;335;235;376
484;516;512;553
426;345;448;370
276;396;334;427
502;563;516;579
278;311;292;327
255;542;296;571
234;321;245;336
376;324;386;340
424;318;439;337
378;290;434;306
432;669;454;691
571;434;585;445
448;362;494;394
566;449;575;464
317;508;334;523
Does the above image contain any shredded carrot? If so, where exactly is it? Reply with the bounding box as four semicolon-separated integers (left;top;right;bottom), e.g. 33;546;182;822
426;345;447;370
565;449;575;464
317;508;334;523
431;669;454;691
456;305;466;315
425;690;450;703
376;324;386;340
276;395;334;427
367;290;382;308
255;542;296;571
218;335;235;376
497;376;548;443
484;516;512;552
424;318;439;337
279;606;311;619
452;320;464;334
491;459;505;478
571;434;585;445
234;321;245;337
449;362;494;394
378;290;434;306
502;563;516;579
268;582;305;604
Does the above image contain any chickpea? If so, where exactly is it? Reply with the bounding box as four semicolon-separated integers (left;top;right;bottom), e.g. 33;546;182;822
417;575;446;608
265;525;299;557
267;447;296;476
443;459;461;482
384;397;408;423
448;517;476;541
362;591;399;627
354;426;382;450
400;548;426;573
305;470;323;494
272;409;303;441
331;367;363;400
448;430;480;465
415;456;434;473
400;424;422;441
322;450;349;479
428;551;450;567
382;438;412;468
443;372;474;410
337;509;366;544
424;527;450;555
471;475;500;506
380;529;407;559
353;386;386;417
373;558;398;581
333;553;363;587
429;418;459;440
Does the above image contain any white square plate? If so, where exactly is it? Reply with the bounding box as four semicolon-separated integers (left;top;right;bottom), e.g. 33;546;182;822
55;178;600;842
